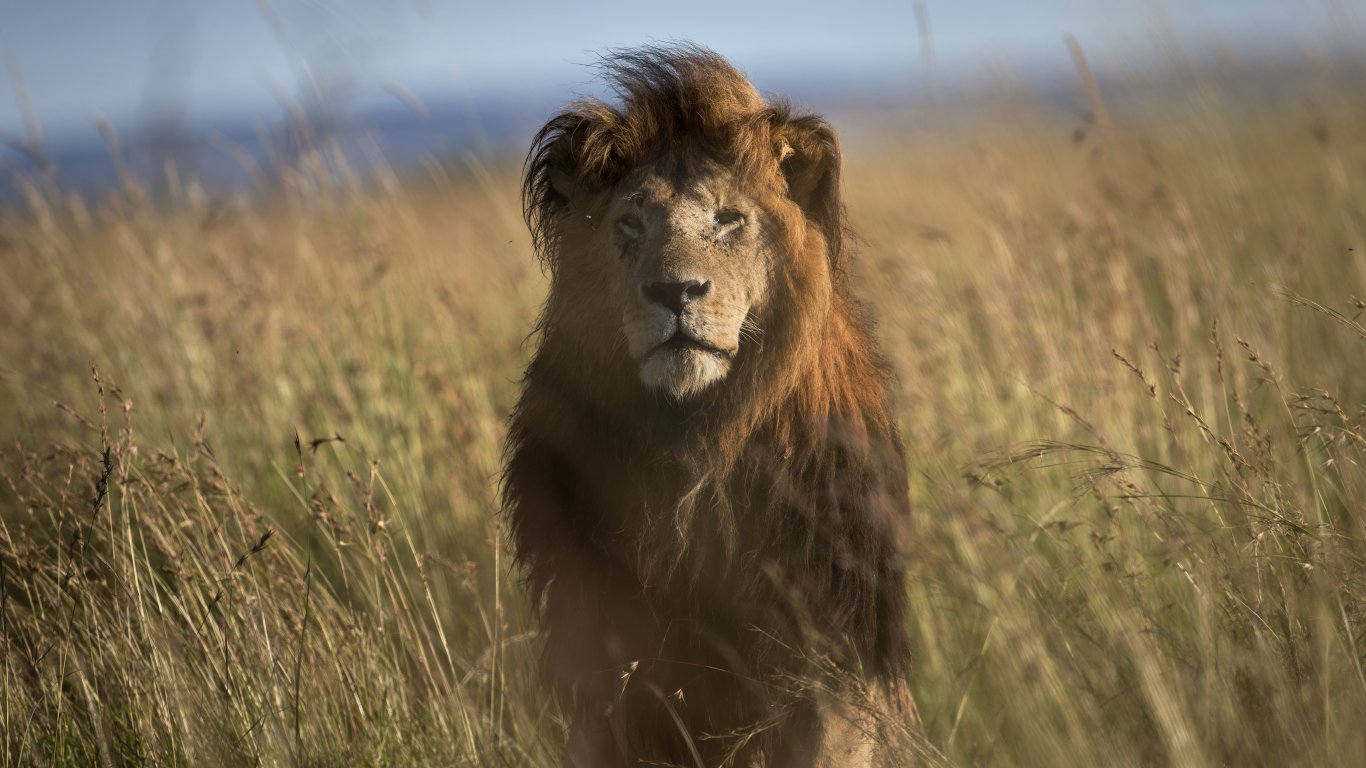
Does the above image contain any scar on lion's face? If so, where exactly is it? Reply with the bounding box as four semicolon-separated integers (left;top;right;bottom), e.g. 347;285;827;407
591;157;774;400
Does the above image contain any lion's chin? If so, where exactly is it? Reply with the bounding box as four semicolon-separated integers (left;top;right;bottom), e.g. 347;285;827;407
639;347;731;400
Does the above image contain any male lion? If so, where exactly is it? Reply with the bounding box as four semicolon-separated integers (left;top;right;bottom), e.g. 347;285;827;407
504;45;917;767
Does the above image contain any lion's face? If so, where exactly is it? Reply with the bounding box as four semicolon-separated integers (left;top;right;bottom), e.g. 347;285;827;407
525;49;848;405
599;158;773;400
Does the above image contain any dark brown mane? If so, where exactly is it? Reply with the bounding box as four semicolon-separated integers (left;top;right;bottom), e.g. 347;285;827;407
524;43;845;272
504;44;913;766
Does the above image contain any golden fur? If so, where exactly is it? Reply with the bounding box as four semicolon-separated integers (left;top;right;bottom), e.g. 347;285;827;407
505;45;915;767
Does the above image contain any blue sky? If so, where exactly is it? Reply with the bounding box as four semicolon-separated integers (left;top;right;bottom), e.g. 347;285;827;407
0;0;1353;141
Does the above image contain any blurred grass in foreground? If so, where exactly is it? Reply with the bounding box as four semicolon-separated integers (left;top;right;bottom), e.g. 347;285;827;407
1;90;1365;766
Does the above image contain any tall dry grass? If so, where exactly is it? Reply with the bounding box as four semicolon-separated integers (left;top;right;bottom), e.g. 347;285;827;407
1;89;1364;766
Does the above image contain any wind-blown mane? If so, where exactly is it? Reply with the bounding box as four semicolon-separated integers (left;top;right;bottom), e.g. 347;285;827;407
504;44;912;766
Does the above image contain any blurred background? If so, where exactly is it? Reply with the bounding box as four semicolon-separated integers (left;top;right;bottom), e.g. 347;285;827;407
2;0;1360;199
3;3;1366;767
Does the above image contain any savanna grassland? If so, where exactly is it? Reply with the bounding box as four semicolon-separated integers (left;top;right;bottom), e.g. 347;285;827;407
2;77;1365;767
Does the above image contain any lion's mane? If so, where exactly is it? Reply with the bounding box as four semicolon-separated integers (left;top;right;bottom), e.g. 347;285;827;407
503;44;911;764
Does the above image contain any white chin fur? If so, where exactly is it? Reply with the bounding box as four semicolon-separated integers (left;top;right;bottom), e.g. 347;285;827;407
639;348;730;399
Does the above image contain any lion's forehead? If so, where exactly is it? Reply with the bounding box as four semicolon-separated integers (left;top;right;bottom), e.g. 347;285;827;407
620;156;743;202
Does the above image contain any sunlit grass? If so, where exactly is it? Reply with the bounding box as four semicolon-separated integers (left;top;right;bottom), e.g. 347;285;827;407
1;93;1364;766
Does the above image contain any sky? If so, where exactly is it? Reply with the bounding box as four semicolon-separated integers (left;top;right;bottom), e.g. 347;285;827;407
0;0;1356;143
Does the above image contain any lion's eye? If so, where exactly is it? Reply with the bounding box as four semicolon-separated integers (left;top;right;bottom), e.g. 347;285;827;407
616;215;643;240
714;209;746;236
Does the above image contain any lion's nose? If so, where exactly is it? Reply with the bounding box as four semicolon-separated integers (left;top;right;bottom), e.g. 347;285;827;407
642;279;710;314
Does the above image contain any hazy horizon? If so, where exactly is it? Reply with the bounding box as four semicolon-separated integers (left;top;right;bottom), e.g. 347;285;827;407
2;0;1357;144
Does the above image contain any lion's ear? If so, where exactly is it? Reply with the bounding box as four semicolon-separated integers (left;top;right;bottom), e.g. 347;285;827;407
523;106;620;255
526;111;611;207
779;115;845;262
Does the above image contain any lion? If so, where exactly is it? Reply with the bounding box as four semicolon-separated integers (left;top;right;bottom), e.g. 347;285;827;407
503;45;918;767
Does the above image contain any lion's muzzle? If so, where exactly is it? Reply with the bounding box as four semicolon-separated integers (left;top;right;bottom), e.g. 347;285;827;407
630;301;738;400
